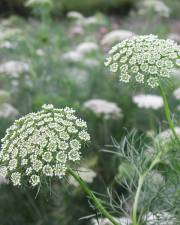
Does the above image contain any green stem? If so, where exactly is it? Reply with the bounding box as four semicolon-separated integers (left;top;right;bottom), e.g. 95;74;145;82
132;154;161;225
159;83;180;144
67;168;120;225
132;175;144;225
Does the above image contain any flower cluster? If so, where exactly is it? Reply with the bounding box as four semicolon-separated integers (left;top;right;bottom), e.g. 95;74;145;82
173;87;180;100
144;211;176;225
140;0;171;18
156;127;180;144
132;94;163;109
105;34;180;88
91;217;132;225
76;42;99;54
0;104;90;187
0;61;29;76
101;29;135;46
68;166;96;187
0;103;18;119
83;99;123;119
25;0;53;7
67;11;100;26
62;41;99;63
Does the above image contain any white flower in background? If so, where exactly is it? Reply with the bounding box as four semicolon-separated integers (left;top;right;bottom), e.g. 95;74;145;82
0;103;18;119
101;30;135;46
83;59;100;68
61;51;83;63
156;127;180;143
62;42;99;62
69;166;96;187
144;211;176;225
105;34;180;88
67;11;84;20
0;90;10;104
76;42;99;54
140;0;170;18
132;94;163;109
66;68;89;86
168;33;180;44
84;99;123;119
67;12;100;26
83;16;99;25
0;41;16;49
0;61;30;76
36;48;45;56
148;170;165;187
0;175;8;185
172;68;180;78
177;105;180;111
91;217;132;225
69;25;84;36
25;0;53;7
173;87;180;100
0;104;90;187
0;28;21;42
144;146;155;159
68;68;89;79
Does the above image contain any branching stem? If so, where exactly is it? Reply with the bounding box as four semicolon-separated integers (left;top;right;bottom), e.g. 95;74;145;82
132;153;161;225
67;168;120;225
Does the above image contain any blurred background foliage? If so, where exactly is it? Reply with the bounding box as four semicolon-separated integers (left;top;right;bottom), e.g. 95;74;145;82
0;0;137;16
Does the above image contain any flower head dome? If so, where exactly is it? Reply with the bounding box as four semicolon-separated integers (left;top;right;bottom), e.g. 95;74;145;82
0;104;90;187
105;34;180;88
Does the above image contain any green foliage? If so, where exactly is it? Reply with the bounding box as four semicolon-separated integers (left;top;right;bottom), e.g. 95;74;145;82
0;0;137;16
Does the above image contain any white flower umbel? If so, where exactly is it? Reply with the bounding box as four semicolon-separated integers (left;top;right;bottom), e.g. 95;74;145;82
62;42;99;63
0;61;29;76
83;16;99;26
0;103;18;119
91;217;132;225
69;166;96;187
83;59;100;68
132;94;163;109
67;11;84;20
0;28;21;43
105;34;180;88
147;170;165;188
25;0;53;7
168;33;180;44
101;30;135;46
173;87;180;100
0;104;90;187
0;41;16;49
61;51;83;63
144;211;176;225
155;127;180;144
83;99;123;119
76;42;99;54
140;0;171;18
0;175;8;185
36;49;45;56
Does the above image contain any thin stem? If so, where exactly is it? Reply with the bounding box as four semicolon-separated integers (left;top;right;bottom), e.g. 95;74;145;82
132;154;161;225
132;175;144;225
159;83;180;144
67;168;120;225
